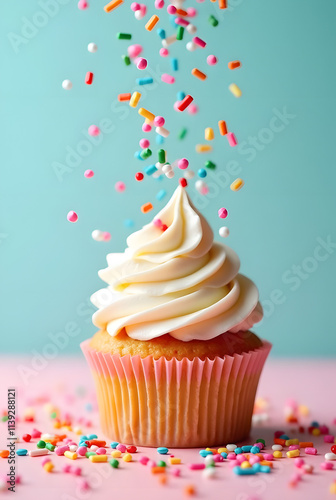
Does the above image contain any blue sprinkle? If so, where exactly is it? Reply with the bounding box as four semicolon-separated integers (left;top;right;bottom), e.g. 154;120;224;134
78;442;88;447
156;189;167;201
171;58;178;71
220;452;227;459
250;446;260;454
110;442;119;449
169;15;177;28
16;449;28;456
242;446;252;453
157;28;166;39
155;175;164;182
199;450;213;457
87;434;98;440
134;151;144;161
233;466;256;476
85;403;93;412
177;91;185;101
156;134;164;145
136;77;153;85
234;447;243;455
252;463;261;472
279;434;289;440
123;219;134;228
260;465;271;473
311;421;319;427
198;168;207;178
145;164;158;176
157;447;169;455
80;435;88;441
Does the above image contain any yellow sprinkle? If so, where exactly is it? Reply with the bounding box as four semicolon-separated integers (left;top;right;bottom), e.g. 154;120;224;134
89;454;108;463
205;127;214;141
273;451;283;458
111;450;122;458
330;481;336;495
53;422;61;429
64;451;77;460
43;462;54;473
285;439;299;446
123;453;132;462
170;457;181;464
129;91;141;108
312;428;321;436
217;448;228;454
286;450;300;458
138;107;155;122
196;144;212;153
230;178;244;191
205;448;217;454
229;83;242;98
240;461;251;469
145;15;159;31
298;405;310;416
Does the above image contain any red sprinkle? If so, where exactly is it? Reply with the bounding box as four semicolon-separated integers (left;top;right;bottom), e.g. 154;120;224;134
179;178;187;188
177;95;193;112
85;72;94;85
135;172;144;181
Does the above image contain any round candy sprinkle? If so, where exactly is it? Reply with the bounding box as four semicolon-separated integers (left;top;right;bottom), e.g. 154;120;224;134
218;207;228;219
131;2;140;11
88;125;100;136
139;138;150;148
62;79;72;90
67;211;78;223
142;123;152;132
157;447;169;455
102;232;111;241
198;168;207;178
178;158;189;169
115;181;126;192
128;44;142;58
84;169;94;178
167;5;176;14
78;0;88;9
92;230;104;242
207;55;218;66
159;48;169;57
87;42;98;53
110;458;119;468
135;172;144;181
137;57;147;70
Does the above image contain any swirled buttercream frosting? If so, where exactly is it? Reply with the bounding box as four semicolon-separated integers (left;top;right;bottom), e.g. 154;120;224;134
91;186;263;341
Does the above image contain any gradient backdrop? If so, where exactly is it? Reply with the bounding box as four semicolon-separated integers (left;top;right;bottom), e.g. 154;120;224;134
1;0;336;356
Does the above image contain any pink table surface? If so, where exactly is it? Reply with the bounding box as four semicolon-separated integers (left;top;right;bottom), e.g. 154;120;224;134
0;357;335;499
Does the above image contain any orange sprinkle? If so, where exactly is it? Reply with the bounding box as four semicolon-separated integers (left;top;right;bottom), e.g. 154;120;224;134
274;438;286;446
176;8;188;16
145;15;159;31
219;0;227;8
228;60;241;70
196;144;212;153
158;475;168;485
118;93;131;101
218;120;228;136
184;484;196;496
191;68;207;81
141;203;153;214
151;466;166;474
104;0;123;13
0;450;9;458
260;460;273;468
299;442;314;448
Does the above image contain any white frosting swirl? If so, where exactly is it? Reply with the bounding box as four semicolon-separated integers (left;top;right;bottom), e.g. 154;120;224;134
91;186;263;341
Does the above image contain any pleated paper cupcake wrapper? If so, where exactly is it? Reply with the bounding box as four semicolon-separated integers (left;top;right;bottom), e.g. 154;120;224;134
81;339;271;448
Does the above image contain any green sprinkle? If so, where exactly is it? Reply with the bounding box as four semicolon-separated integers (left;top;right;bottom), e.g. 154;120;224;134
1;416;8;422
37;440;46;449
140;148;152;160
46;443;55;451
117;33;132;40
157;460;166;467
122;55;131;66
109;458;119;468
176;26;184;40
178;127;187;140
85;451;96;458
158;149;166;163
205;160;216;169
50;411;57;419
256;439;266;445
209;15;218;27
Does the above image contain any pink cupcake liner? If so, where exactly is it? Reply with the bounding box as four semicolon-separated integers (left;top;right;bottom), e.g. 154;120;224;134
81;339;271;448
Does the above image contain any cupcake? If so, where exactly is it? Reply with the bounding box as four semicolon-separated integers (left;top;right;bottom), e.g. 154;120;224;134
81;186;271;447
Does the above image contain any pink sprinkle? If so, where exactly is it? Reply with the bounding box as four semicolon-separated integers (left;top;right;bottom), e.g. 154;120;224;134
155;0;164;8
77;446;87;456
41;457;51;466
116;444;126;453
78;0;88;9
56;445;70;456
227;453;237;460
294;457;305;468
172;468;180;477
130;2;140;10
254;442;264;450
178;158;189;169
96;447;107;455
159;48;169;57
324;435;334;443
161;73;175;84
77;478;90;491
115;181;126;192
127;44;143;58
320;425;329;434
263;453;273;461
207;55;218;66
70;466;82;476
218;207;228;219
153;219;162;228
67;211;78;223
140;456;150;465
193;36;206;48
187;7;197;16
139;138;150;148
227;132;238;147
103;232;111;241
167;5;176;14
321;462;334;470
187;103;198;115
289;445;300;451
213;454;223;463
63;465;72;473
31;429;42;439
305;447;317;455
174;101;182;112
175;17;189;27
147;460;156;467
84;169;94;178
236;455;245;464
154;116;165;127
142;123;152;132
189;463;205;470
137;57;147;70
249;455;260;465
88;125;100;136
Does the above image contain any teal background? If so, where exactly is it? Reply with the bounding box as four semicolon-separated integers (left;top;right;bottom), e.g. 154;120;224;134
1;0;336;356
